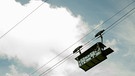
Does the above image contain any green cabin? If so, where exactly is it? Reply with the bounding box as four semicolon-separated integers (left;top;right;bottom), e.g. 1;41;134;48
75;42;113;71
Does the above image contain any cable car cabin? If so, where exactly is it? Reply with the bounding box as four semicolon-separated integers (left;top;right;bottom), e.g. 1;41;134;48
75;42;114;71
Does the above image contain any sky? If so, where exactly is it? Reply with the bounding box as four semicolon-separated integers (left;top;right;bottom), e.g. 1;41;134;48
0;0;135;76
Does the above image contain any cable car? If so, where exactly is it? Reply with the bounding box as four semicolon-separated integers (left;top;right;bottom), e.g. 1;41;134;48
74;30;114;71
75;42;113;71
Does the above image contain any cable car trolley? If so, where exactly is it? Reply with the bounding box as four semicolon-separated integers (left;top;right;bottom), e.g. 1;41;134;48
73;30;114;71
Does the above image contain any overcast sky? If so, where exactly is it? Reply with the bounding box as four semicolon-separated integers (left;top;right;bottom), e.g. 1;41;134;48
0;0;135;76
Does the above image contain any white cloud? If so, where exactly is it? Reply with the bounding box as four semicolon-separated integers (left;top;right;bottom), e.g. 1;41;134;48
1;0;135;76
0;0;88;69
